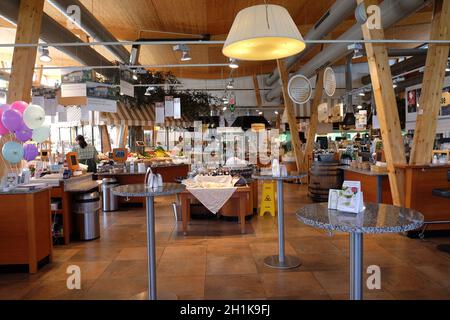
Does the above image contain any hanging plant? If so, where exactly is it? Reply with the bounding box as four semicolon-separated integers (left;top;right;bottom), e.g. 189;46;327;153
117;70;219;120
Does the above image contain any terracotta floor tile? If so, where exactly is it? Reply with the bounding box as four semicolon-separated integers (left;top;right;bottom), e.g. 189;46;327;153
260;271;328;298
204;274;265;300
157;275;205;299
206;255;258;275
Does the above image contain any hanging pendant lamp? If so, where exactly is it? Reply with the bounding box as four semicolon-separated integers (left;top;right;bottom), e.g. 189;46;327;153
223;4;305;61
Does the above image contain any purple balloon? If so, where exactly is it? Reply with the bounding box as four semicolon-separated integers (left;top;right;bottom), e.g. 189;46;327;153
0;107;9;135
23;144;39;162
15;123;33;142
1;108;24;132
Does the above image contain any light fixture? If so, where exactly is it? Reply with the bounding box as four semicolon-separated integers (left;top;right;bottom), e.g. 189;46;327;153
132;71;138;81
223;4;305;61
173;44;192;62
258;111;263;115
226;79;234;89
357;105;363;110
393;83;398;89
358;92;365;97
348;43;363;60
223;106;227;111
446;61;450;72
274;111;279;115
145;86;155;96
39;45;52;63
228;58;239;69
181;50;192;61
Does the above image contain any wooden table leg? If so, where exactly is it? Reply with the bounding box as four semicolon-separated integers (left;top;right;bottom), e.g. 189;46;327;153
239;194;246;234
180;194;190;235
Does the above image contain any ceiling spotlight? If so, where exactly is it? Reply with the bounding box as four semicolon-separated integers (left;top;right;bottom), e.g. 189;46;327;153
181;50;192;61
274;111;279;115
348;43;363;60
173;44;192;62
145;86;155;96
446;61;450;72
132;71;138;80
393;83;398;89
223;106;227;111
358;92;365;97
357;105;363;110
226;79;234;90
229;58;239;69
258;111;263;115
39;45;52;63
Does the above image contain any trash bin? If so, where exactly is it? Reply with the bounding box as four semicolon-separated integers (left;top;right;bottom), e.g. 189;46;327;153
73;191;101;241
102;178;119;212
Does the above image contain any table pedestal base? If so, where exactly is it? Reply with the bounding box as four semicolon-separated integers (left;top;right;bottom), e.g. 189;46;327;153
263;255;301;269
131;291;178;300
350;233;363;300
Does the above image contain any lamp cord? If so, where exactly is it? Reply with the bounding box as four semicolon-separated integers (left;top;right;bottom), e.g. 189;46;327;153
264;0;270;30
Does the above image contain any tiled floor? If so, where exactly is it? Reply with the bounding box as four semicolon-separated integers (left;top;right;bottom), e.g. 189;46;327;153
2;183;450;300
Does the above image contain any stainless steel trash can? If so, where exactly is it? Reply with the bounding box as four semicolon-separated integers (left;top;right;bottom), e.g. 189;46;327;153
73;191;101;241
102;178;119;212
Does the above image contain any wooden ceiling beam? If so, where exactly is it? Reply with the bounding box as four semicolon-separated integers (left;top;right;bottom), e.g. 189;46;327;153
277;58;304;172
358;0;407;207
6;0;45;103
410;0;450;165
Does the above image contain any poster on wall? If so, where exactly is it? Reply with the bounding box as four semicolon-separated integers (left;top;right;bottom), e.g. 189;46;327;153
165;96;174;117
86;82;119;113
407;90;417;113
155;102;165;124
120;80;134;98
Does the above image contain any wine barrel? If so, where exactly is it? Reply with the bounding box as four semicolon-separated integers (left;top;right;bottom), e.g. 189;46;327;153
308;161;343;202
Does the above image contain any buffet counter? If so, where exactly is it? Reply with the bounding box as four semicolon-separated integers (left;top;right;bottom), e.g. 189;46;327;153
395;163;450;231
0;187;53;273
32;173;101;245
340;166;392;204
97;164;189;205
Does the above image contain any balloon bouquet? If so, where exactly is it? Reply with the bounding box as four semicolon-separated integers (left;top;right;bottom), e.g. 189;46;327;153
0;101;50;175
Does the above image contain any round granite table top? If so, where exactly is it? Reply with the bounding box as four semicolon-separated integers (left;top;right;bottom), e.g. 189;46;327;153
252;173;307;181
296;202;424;234
112;183;185;197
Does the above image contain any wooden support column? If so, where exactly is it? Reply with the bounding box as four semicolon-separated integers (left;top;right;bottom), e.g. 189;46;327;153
100;125;112;153
303;69;325;173
252;74;262;107
1;0;44;179
6;0;45;103
358;0;407;206
277;59;303;172
410;0;450;165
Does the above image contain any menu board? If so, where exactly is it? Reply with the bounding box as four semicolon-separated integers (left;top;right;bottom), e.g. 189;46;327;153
165;96;174;117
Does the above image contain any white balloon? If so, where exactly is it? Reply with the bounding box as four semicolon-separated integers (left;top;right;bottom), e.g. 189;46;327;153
23;104;45;129
32;125;50;143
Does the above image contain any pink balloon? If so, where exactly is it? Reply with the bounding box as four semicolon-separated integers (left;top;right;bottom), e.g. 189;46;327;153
15;123;33;142
23;144;39;162
1;108;24;132
0;107;9;135
11;101;28;114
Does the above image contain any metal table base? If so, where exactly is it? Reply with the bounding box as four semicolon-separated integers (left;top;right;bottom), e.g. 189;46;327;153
350;232;363;300
146;196;157;300
264;180;302;269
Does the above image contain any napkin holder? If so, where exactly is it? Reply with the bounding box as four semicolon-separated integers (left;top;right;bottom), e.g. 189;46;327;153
145;167;163;189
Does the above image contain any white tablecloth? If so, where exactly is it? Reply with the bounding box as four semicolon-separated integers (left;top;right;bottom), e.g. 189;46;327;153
187;187;237;214
183;175;239;214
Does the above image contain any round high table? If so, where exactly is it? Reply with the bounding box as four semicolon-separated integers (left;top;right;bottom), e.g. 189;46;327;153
252;174;307;269
112;183;185;300
297;203;424;300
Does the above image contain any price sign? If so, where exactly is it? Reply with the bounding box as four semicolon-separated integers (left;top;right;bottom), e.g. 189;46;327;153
113;148;128;163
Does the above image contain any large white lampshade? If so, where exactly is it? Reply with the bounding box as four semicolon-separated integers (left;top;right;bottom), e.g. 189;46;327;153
223;4;305;61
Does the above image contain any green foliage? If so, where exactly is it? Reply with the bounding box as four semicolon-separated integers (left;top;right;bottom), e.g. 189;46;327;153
118;70;219;120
